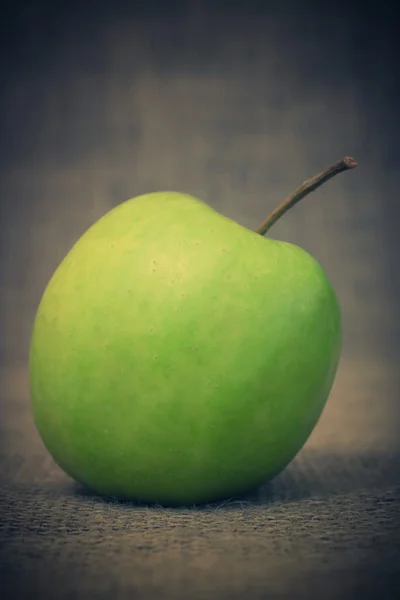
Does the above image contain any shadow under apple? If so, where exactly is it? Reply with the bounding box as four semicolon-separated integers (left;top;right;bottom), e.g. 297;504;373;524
70;447;400;510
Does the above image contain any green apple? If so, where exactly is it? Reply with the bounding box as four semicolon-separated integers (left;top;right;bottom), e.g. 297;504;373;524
29;157;357;506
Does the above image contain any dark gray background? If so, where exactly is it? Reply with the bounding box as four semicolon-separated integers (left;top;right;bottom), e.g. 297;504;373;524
1;1;399;599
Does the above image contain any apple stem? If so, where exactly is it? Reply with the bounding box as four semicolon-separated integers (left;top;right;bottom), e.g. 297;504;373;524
255;156;358;236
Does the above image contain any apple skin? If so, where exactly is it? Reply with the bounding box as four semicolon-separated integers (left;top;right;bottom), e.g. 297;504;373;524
29;192;341;506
